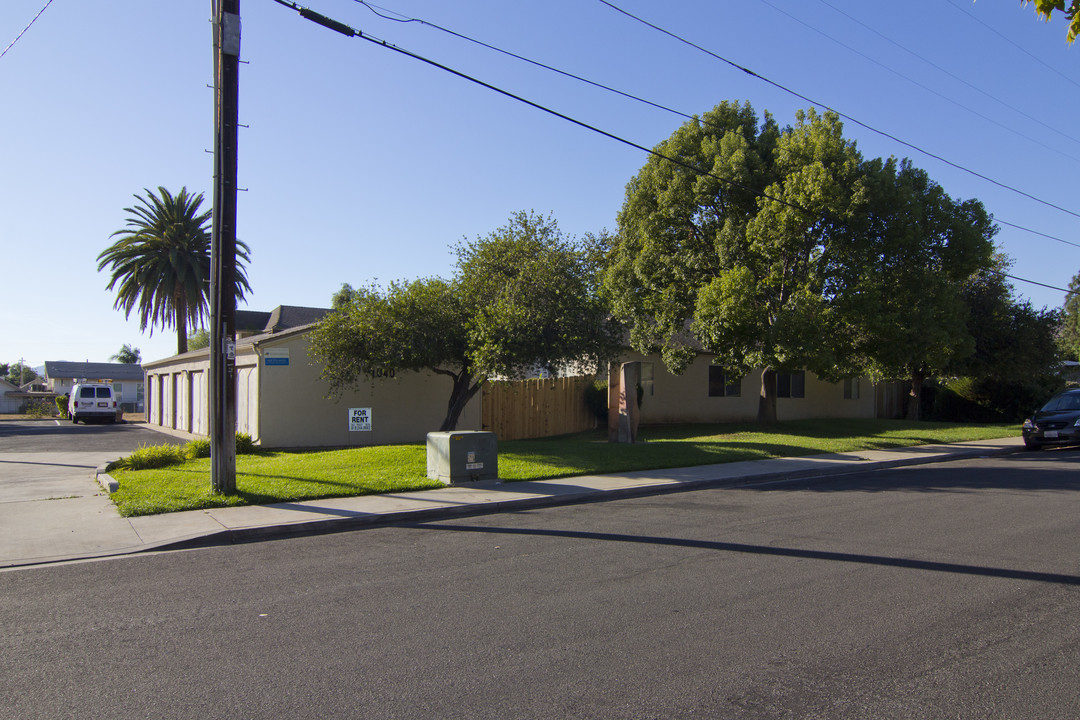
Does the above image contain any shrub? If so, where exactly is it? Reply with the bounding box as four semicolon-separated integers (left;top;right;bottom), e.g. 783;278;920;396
55;395;69;417
25;398;57;418
107;443;187;472
235;432;256;455
185;439;211;459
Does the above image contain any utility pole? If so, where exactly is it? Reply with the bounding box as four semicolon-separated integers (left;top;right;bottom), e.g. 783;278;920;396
210;0;240;494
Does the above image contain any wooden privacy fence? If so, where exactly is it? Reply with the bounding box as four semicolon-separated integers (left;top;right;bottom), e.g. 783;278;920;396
482;376;597;441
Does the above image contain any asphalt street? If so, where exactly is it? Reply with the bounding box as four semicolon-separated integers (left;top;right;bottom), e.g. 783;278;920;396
3;451;1079;719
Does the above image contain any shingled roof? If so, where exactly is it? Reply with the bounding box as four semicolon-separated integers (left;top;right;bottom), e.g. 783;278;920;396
43;361;144;382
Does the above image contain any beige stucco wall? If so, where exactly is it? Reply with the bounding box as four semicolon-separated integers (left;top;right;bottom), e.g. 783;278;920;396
251;334;480;448
620;351;876;424
143;330;481;448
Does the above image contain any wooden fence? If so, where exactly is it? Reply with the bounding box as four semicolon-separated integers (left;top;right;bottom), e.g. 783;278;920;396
481;376;598;441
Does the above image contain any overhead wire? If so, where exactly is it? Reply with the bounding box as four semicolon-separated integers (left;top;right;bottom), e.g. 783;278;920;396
351;0;1080;257
0;0;54;61
267;0;1076;297
593;0;1080;223
761;0;1080;162
812;0;1080;152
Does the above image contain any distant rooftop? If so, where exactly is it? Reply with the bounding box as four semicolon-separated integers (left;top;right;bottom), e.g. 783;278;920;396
43;361;145;382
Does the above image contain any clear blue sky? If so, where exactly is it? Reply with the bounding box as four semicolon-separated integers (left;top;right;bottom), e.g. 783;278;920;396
2;0;1077;368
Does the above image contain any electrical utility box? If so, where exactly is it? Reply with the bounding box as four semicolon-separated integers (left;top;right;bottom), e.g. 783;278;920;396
426;431;498;484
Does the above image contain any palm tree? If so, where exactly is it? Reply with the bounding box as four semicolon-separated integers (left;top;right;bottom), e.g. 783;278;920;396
109;344;142;364
97;187;251;355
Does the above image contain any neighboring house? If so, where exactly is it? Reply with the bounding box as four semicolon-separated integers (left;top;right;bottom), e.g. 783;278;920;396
143;317;482;448
0;378;23;413
614;351;877;424
42;361;145;412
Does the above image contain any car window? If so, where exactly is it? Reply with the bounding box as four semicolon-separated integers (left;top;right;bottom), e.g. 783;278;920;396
79;387;95;399
96;387;112;398
1042;394;1080;412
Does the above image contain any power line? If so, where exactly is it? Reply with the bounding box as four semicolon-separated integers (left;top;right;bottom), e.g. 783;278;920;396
767;0;1080;161
944;0;1080;92
0;0;54;61
268;0;1073;299
593;0;1080;222
349;1;1080;252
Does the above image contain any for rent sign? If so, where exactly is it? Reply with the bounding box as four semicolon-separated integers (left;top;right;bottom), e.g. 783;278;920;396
349;407;372;432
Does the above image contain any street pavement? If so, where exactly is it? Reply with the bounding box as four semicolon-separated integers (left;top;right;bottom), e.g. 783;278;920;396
0;419;1028;569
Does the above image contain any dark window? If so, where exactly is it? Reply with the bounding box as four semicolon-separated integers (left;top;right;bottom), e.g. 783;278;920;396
708;367;741;397
96;387;112;398
80;387;95;399
777;371;805;399
844;378;859;400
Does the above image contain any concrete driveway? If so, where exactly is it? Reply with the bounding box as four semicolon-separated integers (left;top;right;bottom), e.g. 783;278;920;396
0;419;180;566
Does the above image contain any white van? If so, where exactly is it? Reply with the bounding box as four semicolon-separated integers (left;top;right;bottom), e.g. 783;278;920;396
68;383;119;424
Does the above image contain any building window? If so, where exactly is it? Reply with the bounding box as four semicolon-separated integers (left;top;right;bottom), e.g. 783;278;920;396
844;378;860;400
708;367;742;397
777;371;805;398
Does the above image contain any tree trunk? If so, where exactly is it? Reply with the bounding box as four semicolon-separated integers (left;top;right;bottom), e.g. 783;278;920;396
439;371;482;431
906;372;925;421
758;368;777;424
176;293;189;356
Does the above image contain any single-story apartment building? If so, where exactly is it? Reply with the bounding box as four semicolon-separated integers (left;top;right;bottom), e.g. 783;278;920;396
143;320;481;447
42;361;145;412
141;304;889;448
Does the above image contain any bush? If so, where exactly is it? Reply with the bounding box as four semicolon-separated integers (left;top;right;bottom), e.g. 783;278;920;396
185;439;211;459
235;432;256;455
107;443;187;472
55;395;69;417
24;398;57;418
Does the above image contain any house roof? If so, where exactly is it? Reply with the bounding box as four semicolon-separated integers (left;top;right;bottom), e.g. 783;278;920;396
43;361;144;382
264;305;331;333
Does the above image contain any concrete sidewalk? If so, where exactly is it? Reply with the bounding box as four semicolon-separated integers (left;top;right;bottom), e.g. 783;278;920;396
0;436;1025;569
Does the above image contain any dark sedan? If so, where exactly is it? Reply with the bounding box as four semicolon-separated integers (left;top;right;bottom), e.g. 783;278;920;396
1022;389;1080;450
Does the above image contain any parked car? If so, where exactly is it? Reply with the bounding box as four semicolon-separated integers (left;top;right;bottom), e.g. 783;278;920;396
1021;389;1080;450
68;383;119;424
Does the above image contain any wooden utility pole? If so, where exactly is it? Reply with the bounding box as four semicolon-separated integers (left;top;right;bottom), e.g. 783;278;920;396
210;0;240;494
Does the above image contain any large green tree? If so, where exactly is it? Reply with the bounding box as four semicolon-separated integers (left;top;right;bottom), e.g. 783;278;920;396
97;187;252;355
1059;270;1080;361
842;158;996;419
605;102;867;423
949;257;1063;419
310;212;620;431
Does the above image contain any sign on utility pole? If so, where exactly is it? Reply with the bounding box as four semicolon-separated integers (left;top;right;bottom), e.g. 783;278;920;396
210;0;240;494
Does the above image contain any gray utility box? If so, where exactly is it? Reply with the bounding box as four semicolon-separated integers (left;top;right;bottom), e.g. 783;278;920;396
426;431;498;484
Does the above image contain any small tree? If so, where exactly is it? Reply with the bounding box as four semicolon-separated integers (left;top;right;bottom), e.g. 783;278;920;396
310;212;619;431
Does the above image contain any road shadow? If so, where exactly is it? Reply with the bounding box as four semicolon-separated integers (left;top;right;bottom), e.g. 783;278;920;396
403;521;1080;587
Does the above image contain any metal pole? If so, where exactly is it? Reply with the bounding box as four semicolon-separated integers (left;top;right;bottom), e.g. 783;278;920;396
210;0;239;494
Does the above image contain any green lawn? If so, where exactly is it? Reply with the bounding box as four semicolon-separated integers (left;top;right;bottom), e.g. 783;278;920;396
108;419;1017;517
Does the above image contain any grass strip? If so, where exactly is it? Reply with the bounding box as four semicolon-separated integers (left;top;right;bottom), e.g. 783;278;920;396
108;419;1016;517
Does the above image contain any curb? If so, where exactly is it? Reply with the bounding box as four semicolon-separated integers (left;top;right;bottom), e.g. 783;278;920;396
144;441;1024;552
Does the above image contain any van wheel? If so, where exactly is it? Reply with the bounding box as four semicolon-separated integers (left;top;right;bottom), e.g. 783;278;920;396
71;416;79;424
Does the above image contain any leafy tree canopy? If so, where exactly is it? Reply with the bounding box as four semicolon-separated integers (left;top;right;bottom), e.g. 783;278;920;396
842;158;997;418
187;328;210;351
310;212;620;431
605;101;867;422
4;362;39;387
97;187;252;356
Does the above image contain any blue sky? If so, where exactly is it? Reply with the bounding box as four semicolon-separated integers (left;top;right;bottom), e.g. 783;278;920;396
1;0;1077;367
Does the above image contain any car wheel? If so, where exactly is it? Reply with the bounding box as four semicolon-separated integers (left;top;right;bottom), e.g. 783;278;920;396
71;416;78;424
